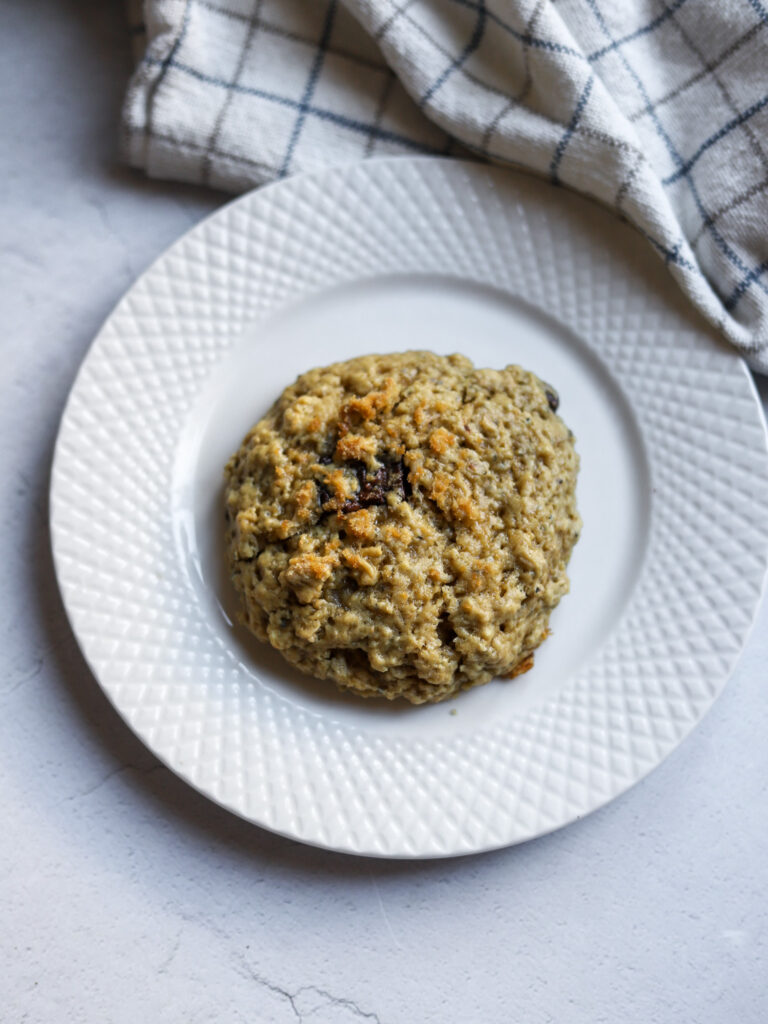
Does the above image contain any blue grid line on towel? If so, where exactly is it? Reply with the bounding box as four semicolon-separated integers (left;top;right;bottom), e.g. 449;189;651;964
420;0;487;106
662;92;768;186
745;0;768;23
143;55;443;155
447;0;583;58
448;0;692;64
549;72;594;184
586;0;692;63
279;0;339;177
584;0;768;308
125;0;768;332
725;257;768;310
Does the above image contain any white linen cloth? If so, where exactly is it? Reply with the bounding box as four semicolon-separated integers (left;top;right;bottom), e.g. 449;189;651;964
123;0;768;370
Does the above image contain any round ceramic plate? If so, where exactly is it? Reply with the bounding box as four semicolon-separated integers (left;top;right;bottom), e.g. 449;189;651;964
51;157;768;858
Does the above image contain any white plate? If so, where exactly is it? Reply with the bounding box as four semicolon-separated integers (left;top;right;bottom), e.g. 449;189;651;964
51;158;768;857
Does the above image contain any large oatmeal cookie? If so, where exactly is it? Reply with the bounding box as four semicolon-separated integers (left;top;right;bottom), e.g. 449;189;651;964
224;351;580;704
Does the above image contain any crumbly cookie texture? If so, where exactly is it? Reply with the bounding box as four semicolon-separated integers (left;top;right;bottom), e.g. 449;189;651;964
224;351;580;704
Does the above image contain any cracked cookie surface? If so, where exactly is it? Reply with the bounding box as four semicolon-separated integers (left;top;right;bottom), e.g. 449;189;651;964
224;351;580;704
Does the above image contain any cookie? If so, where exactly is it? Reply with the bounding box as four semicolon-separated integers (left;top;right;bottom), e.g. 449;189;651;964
224;351;580;704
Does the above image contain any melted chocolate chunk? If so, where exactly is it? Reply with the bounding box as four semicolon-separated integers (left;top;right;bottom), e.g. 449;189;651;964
337;458;411;515
338;498;363;514
362;466;389;503
399;457;412;499
384;457;411;501
545;387;559;413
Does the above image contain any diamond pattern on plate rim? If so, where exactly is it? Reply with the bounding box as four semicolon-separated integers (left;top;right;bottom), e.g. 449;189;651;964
50;158;768;857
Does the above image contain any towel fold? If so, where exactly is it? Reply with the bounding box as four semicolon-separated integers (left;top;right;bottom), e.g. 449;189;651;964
123;0;768;371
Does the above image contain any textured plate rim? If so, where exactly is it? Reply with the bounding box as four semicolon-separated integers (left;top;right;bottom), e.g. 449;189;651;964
49;156;768;858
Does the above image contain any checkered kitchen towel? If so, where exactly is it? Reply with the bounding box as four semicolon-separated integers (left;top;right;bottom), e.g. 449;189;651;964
123;1;768;371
